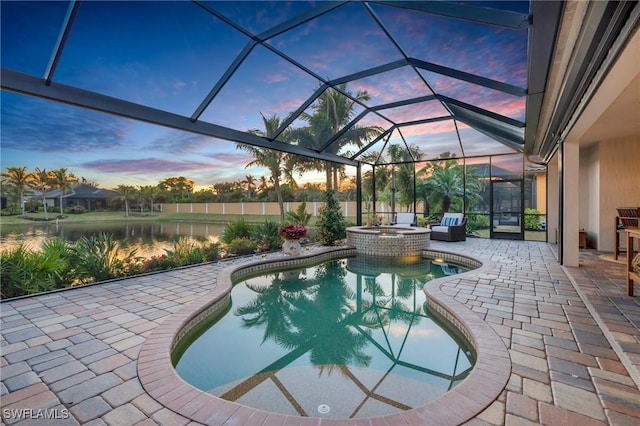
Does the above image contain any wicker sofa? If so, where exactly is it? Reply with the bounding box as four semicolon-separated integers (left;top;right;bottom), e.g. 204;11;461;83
430;213;467;242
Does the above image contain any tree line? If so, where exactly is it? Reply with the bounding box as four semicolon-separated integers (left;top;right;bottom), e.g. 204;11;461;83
0;165;356;216
1;166;80;217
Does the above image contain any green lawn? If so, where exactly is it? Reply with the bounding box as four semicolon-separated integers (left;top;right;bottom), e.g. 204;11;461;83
1;211;155;226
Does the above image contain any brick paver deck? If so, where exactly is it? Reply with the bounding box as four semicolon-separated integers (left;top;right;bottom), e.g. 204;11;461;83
1;239;639;425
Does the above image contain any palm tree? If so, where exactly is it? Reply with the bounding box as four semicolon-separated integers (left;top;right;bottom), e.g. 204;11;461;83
137;185;148;214
243;175;256;201
213;182;234;202
388;143;424;211
257;175;270;198
30;168;52;219
238;113;295;222
138;185;161;215
417;154;464;214
1;166;35;215
51;168;79;215
116;185;136;217
158;176;195;202
416;175;436;217
296;84;383;192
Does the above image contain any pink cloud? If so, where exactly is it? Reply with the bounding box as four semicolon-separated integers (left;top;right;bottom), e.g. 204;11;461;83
265;72;288;84
79;158;213;174
272;97;306;115
207;152;255;166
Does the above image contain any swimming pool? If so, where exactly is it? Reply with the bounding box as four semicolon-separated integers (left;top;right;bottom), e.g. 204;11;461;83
173;256;475;418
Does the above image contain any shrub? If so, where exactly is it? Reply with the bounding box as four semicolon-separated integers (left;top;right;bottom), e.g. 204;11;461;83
0;243;72;298
68;205;86;214
164;237;206;265
0;233;224;298
141;239;220;272
1;203;21;216
286;202;312;226
466;213;490;233
200;241;222;261
141;254;179;273
70;232;141;283
1;247;43;298
221;217;254;244
40;238;75;288
252;220;283;251
25;199;40;213
525;208;543;230
226;237;258;256
316;190;346;246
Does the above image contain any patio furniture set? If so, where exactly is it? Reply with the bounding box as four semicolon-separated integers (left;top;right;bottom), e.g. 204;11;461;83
392;212;467;242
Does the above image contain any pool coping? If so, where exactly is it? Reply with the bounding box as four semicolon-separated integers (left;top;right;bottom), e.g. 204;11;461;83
137;246;510;425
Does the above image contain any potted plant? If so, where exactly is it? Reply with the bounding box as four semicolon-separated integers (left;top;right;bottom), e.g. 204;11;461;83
279;224;307;256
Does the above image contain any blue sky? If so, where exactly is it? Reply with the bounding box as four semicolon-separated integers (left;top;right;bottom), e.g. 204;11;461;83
1;1;529;190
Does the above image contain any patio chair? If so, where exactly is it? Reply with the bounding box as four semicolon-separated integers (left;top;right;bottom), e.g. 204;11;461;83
392;212;417;227
431;213;467;242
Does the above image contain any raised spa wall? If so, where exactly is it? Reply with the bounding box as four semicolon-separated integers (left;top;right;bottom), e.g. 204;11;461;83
346;226;431;257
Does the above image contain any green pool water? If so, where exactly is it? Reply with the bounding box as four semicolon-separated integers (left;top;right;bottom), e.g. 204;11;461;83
174;256;475;418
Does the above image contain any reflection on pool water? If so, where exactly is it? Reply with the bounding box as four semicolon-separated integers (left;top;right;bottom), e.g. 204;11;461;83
174;256;474;418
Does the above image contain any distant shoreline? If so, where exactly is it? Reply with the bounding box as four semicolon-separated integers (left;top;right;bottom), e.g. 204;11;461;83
0;211;303;227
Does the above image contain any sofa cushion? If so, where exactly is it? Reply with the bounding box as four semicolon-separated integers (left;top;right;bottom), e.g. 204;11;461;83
431;225;449;233
441;213;464;226
395;212;416;225
442;216;457;226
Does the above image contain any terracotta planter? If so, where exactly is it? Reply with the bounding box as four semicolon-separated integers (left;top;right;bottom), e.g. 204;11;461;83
282;239;302;256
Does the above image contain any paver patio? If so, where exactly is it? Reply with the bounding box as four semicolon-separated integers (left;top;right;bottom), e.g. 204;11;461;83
1;239;639;425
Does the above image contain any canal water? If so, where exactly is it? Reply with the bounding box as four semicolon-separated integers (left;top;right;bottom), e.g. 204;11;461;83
0;221;226;258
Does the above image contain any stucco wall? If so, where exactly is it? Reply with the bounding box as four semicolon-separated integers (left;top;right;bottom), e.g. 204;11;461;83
597;137;640;251
160;201;361;220
580;144;600;248
535;173;547;215
547;152;559;244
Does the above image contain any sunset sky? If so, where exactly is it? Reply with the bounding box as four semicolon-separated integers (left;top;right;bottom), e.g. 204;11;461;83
1;1;529;190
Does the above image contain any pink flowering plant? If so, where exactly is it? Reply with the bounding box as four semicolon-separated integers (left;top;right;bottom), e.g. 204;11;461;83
279;224;307;240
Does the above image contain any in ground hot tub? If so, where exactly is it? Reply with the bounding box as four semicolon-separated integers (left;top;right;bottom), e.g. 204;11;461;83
346;226;431;257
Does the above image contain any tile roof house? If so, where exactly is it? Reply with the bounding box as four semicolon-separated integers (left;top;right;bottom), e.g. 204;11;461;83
44;184;120;212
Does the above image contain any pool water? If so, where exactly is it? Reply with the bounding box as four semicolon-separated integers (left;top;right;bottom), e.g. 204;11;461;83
174;257;474;418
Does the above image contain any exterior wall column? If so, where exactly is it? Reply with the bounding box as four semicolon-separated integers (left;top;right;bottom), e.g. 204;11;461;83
562;140;580;266
547;152;559;244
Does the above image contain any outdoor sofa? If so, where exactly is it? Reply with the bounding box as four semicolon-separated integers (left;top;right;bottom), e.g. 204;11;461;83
392;212;417;227
430;212;467;241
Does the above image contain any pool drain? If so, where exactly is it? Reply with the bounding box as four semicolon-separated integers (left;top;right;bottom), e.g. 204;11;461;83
317;404;330;414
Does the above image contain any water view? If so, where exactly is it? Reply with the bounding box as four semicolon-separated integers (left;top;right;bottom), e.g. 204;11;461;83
0;221;225;258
